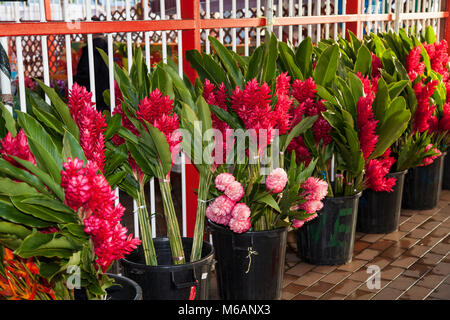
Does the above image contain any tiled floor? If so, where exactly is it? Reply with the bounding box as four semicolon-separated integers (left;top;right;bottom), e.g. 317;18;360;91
281;189;450;300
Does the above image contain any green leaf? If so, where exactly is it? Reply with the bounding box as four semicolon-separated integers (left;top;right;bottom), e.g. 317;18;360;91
209;36;244;88
104;113;122;140
256;194;281;212
35;79;79;139
15;232;80;258
0;221;32;239
354;44;372;75
260;33;279;84
295;37;313;78
424;25;436;44
282;115;318;152
313;44;339;86
0;103;16;137
62;130;87;163
105;171;127;188
0;197;53;228
32;107;65;136
388;80;409;100
0;177;40;197
373;77;389;123
278;42;303;80
145;123;173;177
246;45;264;81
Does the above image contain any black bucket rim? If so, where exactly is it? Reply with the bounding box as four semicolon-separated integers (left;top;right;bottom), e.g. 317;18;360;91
386;169;408;178
207;220;288;236
324;191;363;201
105;273;143;300
120;237;214;272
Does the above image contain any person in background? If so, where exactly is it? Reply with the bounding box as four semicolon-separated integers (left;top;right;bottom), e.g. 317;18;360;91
73;16;110;113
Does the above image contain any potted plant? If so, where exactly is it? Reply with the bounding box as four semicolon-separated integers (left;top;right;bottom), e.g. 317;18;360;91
99;49;215;300
187;34;328;298
369;28;449;210
0;81;141;300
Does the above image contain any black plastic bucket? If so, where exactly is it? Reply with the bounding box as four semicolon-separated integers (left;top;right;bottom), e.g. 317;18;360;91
402;154;445;210
296;192;362;265
120;237;214;300
74;274;142;300
357;170;407;234
443;152;450;190
105;273;143;300
207;221;287;300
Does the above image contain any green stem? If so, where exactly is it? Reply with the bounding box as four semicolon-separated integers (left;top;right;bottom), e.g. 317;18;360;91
190;170;214;262
156;165;186;265
137;182;158;266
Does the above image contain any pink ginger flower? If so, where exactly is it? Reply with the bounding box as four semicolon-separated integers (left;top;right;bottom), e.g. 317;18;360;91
420;144;442;166
413;80;438;133
406;46;425;81
292;219;305;229
305;213;318;222
215;172;235;192
0;129;36;168
371;53;382;78
136;89;182;161
291;78;317;103
300;200;324;214
224;180;245;202
61;157;140;272
265;168;288;193
205;195;235;225
301;177;329;201
357;95;379;160
68;83;107;172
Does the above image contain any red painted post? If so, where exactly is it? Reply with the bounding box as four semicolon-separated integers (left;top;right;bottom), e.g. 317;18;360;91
346;0;362;39
444;0;450;54
181;0;201;238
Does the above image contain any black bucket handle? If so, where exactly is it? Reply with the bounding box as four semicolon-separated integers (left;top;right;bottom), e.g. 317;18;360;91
170;268;197;289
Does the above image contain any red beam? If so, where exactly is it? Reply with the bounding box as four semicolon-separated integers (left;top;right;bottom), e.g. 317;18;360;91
445;0;450;54
44;0;52;21
181;0;201;239
346;0;362;39
0;20;196;37
200;17;266;29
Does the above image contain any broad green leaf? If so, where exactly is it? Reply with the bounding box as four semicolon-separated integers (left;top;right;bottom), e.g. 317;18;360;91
256;194;281;212
278;42;303;80
0;159;50;196
313;44;339;86
0;103;16;137
282;115;318;152
11;196;77;224
0;198;52;228
209;36;244;88
0;178;40;197
0;221;32;239
354;44;372;75
32;107;65;136
62;130;86;163
260;33;278;84
295;37;313;78
15;232;80;258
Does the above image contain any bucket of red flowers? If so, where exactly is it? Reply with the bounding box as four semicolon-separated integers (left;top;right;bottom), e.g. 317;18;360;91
0;81;141;300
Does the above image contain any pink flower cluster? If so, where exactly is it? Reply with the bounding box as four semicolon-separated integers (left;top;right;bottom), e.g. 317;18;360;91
287;77;332;164
406;46;426;82
265;168;288;193
365;148;397;192
420;144;442;167
0;129;36;168
413;79;439;134
61;158;140;272
206;173;250;233
68;83;107;173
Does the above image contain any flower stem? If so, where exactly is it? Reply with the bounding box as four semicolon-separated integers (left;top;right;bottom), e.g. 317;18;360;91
190;170;214;262
156;164;186;265
137;181;158;266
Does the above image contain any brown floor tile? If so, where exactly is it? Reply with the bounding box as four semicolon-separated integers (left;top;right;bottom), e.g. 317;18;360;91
430;213;450;222
353;240;371;253
320;270;352;284
369;240;395;252
281;291;296;300
402;262;433;278
358;279;389;293
387;276;417;291
399;215;410;224
415;274;447;289
400;209;417;217
408;214;430;224
419;220;441;231
337;259;367;272
380;266;405;280
370;256;392;269
399;222;420;232
319;291;346;300
331;279;362;296
383;231;408;241
360;234;385;243
390;255;418;268
431;262;450;276
301;281;334;298
285;262;315;277
355;248;382;261
430;242;450;255
348;269;372;282
408;228;432;239
345;289;376;300
428;283;450;300
312;265;338;275
381;246;406;259
355;232;365;240
291;293;316;300
397;237;421;249
417;252;445;266
372;287;404;300
284;283;306;295
418;236;443;247
428;227;450;238
282;273;299;288
399;285;433;300
404;245;432;258
293;271;325;287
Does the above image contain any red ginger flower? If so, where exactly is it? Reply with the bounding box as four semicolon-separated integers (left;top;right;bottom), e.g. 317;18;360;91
291;78;317;103
371;53;382;78
406;46;425;81
424;40;450;83
365;148;396;192
273;72;293;135
136;89;182;160
420;144;442;166
68;83;107;172
356;81;378;160
0;129;36;168
413;79;438;133
61;157;140;272
439;103;450;132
